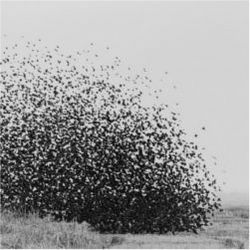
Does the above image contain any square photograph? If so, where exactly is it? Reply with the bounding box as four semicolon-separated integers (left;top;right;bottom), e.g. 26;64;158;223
0;0;249;249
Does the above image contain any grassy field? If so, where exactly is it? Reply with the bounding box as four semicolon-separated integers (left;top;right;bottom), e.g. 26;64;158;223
0;206;249;249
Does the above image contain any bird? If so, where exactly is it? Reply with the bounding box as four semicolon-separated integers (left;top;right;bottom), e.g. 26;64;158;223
0;38;220;235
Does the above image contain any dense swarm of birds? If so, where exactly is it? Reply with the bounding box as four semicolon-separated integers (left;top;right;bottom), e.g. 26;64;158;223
0;40;222;234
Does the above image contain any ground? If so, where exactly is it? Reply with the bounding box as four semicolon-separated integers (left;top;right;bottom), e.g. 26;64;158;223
0;206;249;249
109;207;249;249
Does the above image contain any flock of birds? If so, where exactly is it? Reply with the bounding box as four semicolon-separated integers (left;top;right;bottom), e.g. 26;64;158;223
0;39;221;233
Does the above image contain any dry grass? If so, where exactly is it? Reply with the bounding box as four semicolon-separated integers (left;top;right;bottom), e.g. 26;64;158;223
0;211;124;249
108;207;249;249
0;207;248;249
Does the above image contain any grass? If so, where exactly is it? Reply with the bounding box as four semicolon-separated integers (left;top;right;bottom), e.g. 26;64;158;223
0;211;124;249
109;207;249;249
0;206;248;249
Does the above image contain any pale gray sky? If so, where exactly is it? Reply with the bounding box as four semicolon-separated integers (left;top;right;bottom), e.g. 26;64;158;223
1;1;249;194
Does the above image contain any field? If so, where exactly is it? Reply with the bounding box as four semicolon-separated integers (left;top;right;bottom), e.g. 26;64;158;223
0;206;248;249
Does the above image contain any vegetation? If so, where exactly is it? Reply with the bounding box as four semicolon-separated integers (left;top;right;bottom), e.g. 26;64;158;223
0;207;248;249
0;211;123;249
0;41;221;233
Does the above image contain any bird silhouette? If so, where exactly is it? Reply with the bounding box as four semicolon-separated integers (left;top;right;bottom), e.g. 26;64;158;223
0;39;222;234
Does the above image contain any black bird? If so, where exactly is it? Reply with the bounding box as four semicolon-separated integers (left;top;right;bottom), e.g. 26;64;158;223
0;39;221;235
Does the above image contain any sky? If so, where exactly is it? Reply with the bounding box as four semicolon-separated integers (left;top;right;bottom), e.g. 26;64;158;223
1;1;249;195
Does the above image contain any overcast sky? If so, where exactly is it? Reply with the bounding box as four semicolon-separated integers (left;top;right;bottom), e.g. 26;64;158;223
1;1;249;194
